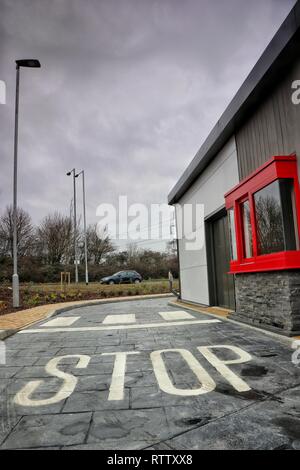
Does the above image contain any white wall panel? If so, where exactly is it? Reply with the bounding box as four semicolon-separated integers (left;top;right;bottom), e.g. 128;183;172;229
175;136;239;305
180;265;209;305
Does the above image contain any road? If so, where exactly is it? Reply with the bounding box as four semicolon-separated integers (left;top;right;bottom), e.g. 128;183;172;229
0;297;299;449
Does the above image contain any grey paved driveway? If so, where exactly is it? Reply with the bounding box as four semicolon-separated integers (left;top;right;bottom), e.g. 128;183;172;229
0;297;299;450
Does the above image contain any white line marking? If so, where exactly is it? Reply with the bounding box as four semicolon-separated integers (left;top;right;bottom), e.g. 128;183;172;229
103;314;136;325
151;349;216;396
158;311;195;321
198;345;252;392
102;352;140;400
14;355;90;407
19;319;221;334
41;316;80;327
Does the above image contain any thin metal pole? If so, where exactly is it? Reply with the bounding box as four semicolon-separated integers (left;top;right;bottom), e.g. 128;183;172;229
82;171;89;285
12;65;20;307
72;169;79;283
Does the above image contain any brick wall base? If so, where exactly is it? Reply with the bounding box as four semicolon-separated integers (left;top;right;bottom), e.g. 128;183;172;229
229;270;300;336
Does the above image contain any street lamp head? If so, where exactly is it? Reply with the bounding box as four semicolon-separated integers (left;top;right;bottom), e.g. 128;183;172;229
66;171;71;176
16;59;41;68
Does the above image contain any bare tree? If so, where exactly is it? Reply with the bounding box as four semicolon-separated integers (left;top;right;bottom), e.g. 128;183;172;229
36;212;73;264
255;196;284;254
0;206;34;258
85;224;115;264
126;242;139;267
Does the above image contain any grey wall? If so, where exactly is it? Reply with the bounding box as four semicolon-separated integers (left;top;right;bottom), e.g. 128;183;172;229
231;270;300;336
236;58;300;180
175;136;239;305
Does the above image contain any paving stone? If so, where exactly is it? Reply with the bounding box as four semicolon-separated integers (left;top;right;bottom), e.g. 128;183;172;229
11;394;67;416
0;389;20;446
34;354;99;366
7;374;111;395
145;442;173;450
0;379;10;393
75;375;111;392
0;366;22;379
57;347;97;355
21;446;61;450
125;355;153;373
124;371;157;388
0;412;92;449
61;441;149;450
6;340;54;350
62;362;114;376
51;341;99;349
5;377;64;395
1;297;299;449
165;386;300;450
6;357;41;367
130;386;165;409
62;389;130;413
87;409;170;445
14;366;57;379
13;347;61;356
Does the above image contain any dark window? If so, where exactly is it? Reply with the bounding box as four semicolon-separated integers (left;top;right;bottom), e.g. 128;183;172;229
228;209;237;260
241;200;253;258
254;179;297;255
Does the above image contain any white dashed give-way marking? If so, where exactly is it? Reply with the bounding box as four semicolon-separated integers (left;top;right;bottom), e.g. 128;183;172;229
41;316;80;327
103;314;136;325
159;310;195;321
19;319;221;334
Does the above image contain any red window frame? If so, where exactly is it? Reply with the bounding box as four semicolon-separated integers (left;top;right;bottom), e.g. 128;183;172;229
225;155;300;273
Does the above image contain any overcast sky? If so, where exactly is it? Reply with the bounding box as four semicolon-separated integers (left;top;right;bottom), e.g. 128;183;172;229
0;0;296;250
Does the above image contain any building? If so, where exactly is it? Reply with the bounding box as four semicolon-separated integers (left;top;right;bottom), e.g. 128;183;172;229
168;2;300;336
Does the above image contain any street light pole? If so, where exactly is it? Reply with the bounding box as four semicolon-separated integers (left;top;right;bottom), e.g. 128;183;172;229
76;170;89;285
12;64;20;307
67;168;79;283
12;59;41;308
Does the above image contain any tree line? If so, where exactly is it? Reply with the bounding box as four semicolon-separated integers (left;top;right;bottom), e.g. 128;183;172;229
0;206;178;283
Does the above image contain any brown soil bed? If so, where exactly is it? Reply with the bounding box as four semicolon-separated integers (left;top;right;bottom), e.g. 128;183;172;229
0;281;177;316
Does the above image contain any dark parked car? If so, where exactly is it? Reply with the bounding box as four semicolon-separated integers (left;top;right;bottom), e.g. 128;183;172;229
100;270;142;285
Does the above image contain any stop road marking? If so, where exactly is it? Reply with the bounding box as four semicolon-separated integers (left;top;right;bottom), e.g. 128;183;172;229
14;344;252;407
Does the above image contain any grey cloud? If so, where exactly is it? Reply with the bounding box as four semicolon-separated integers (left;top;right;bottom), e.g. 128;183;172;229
0;0;296;248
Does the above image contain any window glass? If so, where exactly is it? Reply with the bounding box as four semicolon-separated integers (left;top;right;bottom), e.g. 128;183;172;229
228;209;237;260
254;179;297;255
280;179;298;250
241;200;253;258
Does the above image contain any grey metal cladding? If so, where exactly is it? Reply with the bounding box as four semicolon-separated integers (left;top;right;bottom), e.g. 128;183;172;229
168;1;300;204
236;57;300;179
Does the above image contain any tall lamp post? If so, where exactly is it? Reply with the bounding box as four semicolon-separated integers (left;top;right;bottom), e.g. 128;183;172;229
75;170;89;285
12;59;41;308
67;169;79;283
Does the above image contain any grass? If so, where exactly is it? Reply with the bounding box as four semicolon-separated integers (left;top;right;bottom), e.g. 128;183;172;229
24;279;171;291
0;280;179;315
